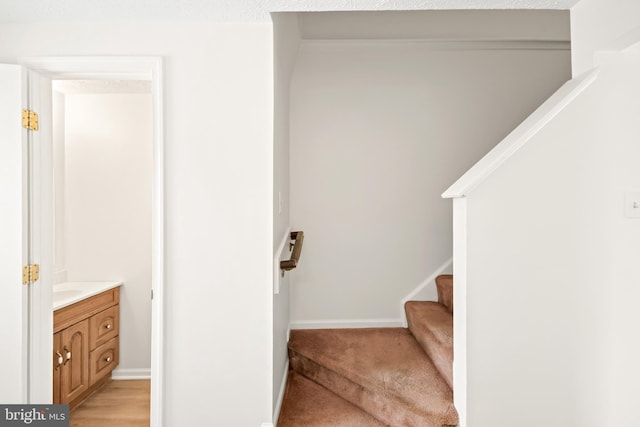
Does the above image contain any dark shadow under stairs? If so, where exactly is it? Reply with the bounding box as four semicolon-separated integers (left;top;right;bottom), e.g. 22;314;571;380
278;275;456;427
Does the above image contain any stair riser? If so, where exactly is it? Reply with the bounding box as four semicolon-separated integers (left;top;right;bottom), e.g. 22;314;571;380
406;318;453;390
289;350;446;427
404;301;454;391
435;275;453;313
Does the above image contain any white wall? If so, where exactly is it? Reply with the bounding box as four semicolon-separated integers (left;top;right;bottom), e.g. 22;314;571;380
460;39;640;427
52;91;66;284
0;22;273;426
570;2;640;424
61;93;153;375
571;0;640;76
289;41;571;324
597;44;640;427
464;81;609;426
271;12;299;416
0;65;26;404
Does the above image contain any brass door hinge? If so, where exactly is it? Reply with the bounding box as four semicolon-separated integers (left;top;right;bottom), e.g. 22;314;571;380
22;109;39;131
23;264;40;285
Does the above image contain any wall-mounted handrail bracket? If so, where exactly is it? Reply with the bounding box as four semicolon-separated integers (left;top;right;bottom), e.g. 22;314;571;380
280;231;304;273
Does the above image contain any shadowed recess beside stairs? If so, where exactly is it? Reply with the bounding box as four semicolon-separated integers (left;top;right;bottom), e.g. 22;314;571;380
278;275;456;426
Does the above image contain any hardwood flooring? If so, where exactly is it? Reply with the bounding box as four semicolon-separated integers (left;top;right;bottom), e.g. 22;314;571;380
70;379;150;427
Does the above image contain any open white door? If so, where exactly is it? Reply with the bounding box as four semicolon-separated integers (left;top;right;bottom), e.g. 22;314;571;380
27;69;54;404
0;64;53;404
0;64;28;403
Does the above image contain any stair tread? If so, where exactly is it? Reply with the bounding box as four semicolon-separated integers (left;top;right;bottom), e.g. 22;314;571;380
288;327;457;426
405;301;453;389
278;371;386;427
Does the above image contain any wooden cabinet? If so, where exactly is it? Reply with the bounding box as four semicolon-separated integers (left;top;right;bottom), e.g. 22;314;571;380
53;287;120;409
53;333;62;404
58;319;90;403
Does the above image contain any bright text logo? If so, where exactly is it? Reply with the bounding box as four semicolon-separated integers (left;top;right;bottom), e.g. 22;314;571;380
0;405;68;427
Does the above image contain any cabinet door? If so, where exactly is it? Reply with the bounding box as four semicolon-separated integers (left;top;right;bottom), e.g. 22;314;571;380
53;332;62;404
60;319;89;404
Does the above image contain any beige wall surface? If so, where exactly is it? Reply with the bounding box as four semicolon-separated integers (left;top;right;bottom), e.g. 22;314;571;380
289;41;571;323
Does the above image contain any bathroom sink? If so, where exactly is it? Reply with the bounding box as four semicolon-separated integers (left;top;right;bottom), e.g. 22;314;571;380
53;289;83;299
53;289;84;308
53;281;123;310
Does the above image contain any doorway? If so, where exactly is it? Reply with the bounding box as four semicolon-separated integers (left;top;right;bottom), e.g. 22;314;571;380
51;78;152;420
21;57;164;426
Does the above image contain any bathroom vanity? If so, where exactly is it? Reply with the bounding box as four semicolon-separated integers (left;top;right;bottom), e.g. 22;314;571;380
53;282;121;409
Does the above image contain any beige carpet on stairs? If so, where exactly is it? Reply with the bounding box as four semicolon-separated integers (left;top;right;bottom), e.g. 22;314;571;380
278;371;386;427
405;301;453;390
286;328;458;427
279;275;456;426
435;274;454;313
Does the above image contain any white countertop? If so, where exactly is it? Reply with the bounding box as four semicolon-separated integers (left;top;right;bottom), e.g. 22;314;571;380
53;281;123;311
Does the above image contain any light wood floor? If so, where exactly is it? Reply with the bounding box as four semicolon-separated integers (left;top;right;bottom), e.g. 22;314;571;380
70;380;150;427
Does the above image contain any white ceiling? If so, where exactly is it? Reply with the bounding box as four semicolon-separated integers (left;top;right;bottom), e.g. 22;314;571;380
0;0;582;23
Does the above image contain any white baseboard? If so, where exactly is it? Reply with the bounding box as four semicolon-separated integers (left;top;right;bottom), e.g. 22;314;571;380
290;318;403;330
272;360;289;427
400;258;453;326
261;424;274;427
112;368;151;380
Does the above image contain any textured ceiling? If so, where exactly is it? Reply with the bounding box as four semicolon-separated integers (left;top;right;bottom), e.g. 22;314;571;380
0;0;582;23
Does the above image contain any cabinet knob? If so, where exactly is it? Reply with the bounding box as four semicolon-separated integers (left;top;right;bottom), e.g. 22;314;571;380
63;346;71;365
105;324;112;330
55;351;63;369
105;356;112;363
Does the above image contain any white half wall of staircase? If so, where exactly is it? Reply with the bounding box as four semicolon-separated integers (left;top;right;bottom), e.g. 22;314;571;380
455;40;640;426
289;36;571;323
593;41;640;427
461;80;608;427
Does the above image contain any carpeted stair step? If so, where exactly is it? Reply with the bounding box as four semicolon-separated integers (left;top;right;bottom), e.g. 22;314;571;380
288;328;458;427
278;371;386;427
405;301;453;390
435;274;454;313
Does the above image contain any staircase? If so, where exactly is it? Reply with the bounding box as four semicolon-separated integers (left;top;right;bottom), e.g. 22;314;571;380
278;275;457;426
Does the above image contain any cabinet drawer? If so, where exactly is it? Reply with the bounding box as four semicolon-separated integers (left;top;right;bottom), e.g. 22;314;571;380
89;337;119;385
54;288;120;333
90;306;119;349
